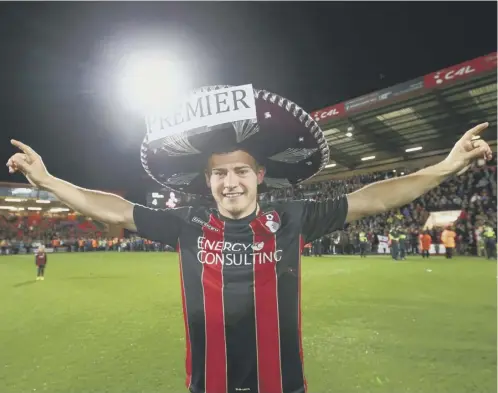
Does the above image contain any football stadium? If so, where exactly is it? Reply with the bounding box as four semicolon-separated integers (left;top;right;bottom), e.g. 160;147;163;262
0;4;496;393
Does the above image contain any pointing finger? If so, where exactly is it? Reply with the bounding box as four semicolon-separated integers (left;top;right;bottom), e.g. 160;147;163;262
11;140;37;159
464;122;489;138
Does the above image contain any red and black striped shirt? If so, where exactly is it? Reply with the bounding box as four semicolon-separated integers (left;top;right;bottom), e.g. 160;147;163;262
134;197;348;393
35;252;47;266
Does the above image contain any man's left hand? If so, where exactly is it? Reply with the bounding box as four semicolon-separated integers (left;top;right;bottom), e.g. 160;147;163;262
443;122;493;175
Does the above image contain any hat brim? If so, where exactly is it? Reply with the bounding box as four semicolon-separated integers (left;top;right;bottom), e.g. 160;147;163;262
141;86;329;196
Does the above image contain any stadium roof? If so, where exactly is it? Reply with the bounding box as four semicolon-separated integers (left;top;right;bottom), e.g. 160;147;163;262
308;52;497;181
0;182;126;214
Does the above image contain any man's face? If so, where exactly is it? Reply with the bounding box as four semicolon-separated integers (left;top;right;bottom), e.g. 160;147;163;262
206;150;265;219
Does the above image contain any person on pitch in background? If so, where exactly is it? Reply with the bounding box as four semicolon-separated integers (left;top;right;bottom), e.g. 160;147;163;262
359;230;368;257
441;225;457;259
409;228;419;255
389;226;400;261
35;245;47;281
476;225;486;257
398;225;407;260
7;82;492;393
482;223;496;260
420;229;432;259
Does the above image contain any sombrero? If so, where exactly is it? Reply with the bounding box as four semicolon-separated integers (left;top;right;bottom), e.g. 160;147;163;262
140;84;329;195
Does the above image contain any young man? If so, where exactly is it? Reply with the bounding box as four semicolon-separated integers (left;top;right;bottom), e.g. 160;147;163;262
35;245;47;281
6;84;492;393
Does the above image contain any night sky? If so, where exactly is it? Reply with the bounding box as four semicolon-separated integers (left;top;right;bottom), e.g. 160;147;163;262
0;2;496;203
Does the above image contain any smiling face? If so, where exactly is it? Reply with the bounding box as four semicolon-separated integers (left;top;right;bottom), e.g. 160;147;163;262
206;150;265;219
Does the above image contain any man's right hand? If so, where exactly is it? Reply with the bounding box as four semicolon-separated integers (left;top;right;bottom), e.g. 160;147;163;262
6;140;51;188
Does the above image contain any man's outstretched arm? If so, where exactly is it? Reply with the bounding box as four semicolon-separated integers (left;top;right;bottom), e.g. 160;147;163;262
345;122;493;223
40;176;136;231
345;160;453;223
6;140;137;231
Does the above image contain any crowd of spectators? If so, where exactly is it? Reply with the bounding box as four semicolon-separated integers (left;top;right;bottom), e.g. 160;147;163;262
294;155;497;256
0;216;168;254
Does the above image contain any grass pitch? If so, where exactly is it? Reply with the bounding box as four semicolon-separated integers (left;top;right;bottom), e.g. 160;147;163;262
1;252;496;393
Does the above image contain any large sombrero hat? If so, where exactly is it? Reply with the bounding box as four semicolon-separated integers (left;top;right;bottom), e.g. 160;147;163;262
140;84;329;195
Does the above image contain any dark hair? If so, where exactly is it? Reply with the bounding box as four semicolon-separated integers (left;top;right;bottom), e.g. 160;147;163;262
205;149;264;174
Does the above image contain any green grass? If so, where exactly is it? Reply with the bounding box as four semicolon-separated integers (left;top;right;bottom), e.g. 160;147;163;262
0;253;496;393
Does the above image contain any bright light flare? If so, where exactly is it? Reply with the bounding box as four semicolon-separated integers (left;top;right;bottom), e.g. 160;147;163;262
118;51;190;114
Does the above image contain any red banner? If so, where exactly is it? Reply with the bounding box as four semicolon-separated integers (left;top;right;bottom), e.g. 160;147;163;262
311;102;345;123
310;52;496;123
424;52;497;89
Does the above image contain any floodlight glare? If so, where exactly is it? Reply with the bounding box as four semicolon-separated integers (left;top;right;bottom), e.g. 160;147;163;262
118;51;189;114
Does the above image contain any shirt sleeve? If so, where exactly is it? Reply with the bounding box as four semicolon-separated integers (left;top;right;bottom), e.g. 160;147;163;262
132;204;191;247
300;196;349;243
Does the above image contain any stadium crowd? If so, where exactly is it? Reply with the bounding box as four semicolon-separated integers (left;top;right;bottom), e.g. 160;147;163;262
291;155;497;257
0;155;496;257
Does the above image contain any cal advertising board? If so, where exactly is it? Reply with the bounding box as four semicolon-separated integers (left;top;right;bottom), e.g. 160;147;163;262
311;102;345;123
424;52;497;89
